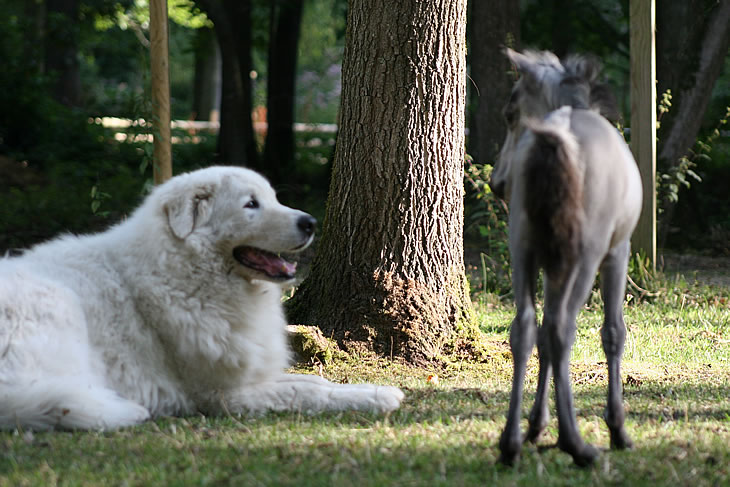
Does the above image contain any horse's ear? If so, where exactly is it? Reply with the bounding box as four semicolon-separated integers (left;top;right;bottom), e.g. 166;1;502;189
504;48;531;74
504;48;543;88
164;187;214;239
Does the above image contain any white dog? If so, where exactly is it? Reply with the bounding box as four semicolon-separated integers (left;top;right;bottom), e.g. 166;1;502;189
0;166;404;430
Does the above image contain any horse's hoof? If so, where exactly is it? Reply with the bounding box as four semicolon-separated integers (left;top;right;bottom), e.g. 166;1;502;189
497;450;520;467
571;443;600;468
558;436;600;467
498;432;522;466
524;424;545;444
610;429;634;450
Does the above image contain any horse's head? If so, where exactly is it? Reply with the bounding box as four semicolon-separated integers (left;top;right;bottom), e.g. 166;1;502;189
489;48;616;201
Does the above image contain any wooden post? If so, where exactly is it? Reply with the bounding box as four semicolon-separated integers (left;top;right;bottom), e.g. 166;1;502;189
149;0;172;184
630;0;656;268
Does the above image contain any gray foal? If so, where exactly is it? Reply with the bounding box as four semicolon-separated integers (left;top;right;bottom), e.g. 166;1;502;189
490;49;642;467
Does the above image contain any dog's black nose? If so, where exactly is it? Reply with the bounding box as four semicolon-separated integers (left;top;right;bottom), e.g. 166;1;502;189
297;215;317;237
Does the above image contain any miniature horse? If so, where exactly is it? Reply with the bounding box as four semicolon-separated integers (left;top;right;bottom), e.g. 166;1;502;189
490;49;642;466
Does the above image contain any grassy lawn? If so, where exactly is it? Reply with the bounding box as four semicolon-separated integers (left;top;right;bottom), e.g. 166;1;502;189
2;281;729;486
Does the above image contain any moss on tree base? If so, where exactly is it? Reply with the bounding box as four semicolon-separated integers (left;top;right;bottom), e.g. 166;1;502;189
288;269;486;365
287;325;346;365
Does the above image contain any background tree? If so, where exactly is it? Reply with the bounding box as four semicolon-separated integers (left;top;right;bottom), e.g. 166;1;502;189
288;0;476;363
197;0;259;167
2;0;730;258
467;0;520;166
655;0;730;240
191;26;221;122
262;0;304;183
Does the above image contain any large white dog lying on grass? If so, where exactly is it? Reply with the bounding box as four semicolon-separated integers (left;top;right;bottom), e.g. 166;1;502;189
0;166;404;430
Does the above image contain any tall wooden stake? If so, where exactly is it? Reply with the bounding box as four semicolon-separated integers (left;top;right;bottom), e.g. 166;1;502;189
630;0;656;268
150;0;172;184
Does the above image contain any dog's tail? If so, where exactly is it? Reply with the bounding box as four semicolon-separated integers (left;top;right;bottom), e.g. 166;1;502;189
523;106;584;280
0;379;150;431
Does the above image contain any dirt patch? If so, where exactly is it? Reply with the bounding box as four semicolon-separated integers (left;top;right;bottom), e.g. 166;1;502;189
660;252;730;287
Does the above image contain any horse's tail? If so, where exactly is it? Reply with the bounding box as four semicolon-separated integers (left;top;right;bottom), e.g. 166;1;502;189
523;106;584;280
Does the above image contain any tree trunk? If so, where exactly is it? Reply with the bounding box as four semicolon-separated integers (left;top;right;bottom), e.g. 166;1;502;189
467;0;520;165
288;0;476;364
192;27;222;122
45;0;81;107
655;0;730;239
262;0;304;183
198;0;259;166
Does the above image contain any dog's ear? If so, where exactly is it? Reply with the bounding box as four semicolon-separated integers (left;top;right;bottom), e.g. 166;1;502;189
165;189;214;239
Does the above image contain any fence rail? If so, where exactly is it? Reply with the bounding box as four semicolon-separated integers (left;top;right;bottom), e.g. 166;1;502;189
93;117;339;134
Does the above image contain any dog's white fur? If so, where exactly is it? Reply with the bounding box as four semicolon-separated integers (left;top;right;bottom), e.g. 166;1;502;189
0;166;404;430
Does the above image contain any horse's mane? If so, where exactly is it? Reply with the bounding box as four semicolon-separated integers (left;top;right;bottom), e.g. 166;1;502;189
560;54;620;122
516;50;620;122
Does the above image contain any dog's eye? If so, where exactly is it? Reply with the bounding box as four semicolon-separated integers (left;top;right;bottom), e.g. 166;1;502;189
245;199;259;209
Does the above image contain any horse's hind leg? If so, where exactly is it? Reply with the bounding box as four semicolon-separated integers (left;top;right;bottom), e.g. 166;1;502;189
545;262;601;467
525;324;552;443
498;251;538;465
599;240;633;450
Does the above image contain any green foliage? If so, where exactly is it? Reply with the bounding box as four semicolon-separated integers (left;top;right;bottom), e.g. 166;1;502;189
656;89;673;127
0;11;60;159
93;0;211;31
90;185;112;217
656;89;729;220
665;104;730;251
295;0;347;123
657;104;730;213
464;156;511;296
658;156;702;209
0;153;141;250
655;90;704;212
82;9;200;120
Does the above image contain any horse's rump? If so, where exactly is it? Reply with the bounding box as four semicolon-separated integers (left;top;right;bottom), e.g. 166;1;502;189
523;107;584;280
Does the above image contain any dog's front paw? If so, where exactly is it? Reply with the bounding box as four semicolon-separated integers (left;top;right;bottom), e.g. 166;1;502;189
373;385;405;412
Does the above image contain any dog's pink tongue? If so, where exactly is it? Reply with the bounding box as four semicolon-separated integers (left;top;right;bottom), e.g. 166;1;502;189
245;249;297;276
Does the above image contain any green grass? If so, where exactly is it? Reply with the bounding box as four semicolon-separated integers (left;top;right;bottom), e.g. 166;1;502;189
2;283;729;486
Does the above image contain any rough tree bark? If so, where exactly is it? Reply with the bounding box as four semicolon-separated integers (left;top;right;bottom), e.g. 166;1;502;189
288;0;476;363
198;0;259;167
655;0;730;238
467;0;520;166
262;0;304;183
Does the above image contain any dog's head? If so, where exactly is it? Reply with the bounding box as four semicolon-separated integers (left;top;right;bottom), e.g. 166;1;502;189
158;166;316;283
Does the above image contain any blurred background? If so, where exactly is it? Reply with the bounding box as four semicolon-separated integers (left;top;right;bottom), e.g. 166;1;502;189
0;0;728;289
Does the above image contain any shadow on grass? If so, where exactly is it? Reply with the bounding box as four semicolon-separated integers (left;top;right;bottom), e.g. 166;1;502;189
392;380;729;426
1;379;728;485
2;416;728;486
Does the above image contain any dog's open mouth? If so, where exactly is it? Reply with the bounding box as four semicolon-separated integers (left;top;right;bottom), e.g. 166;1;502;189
233;246;297;280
